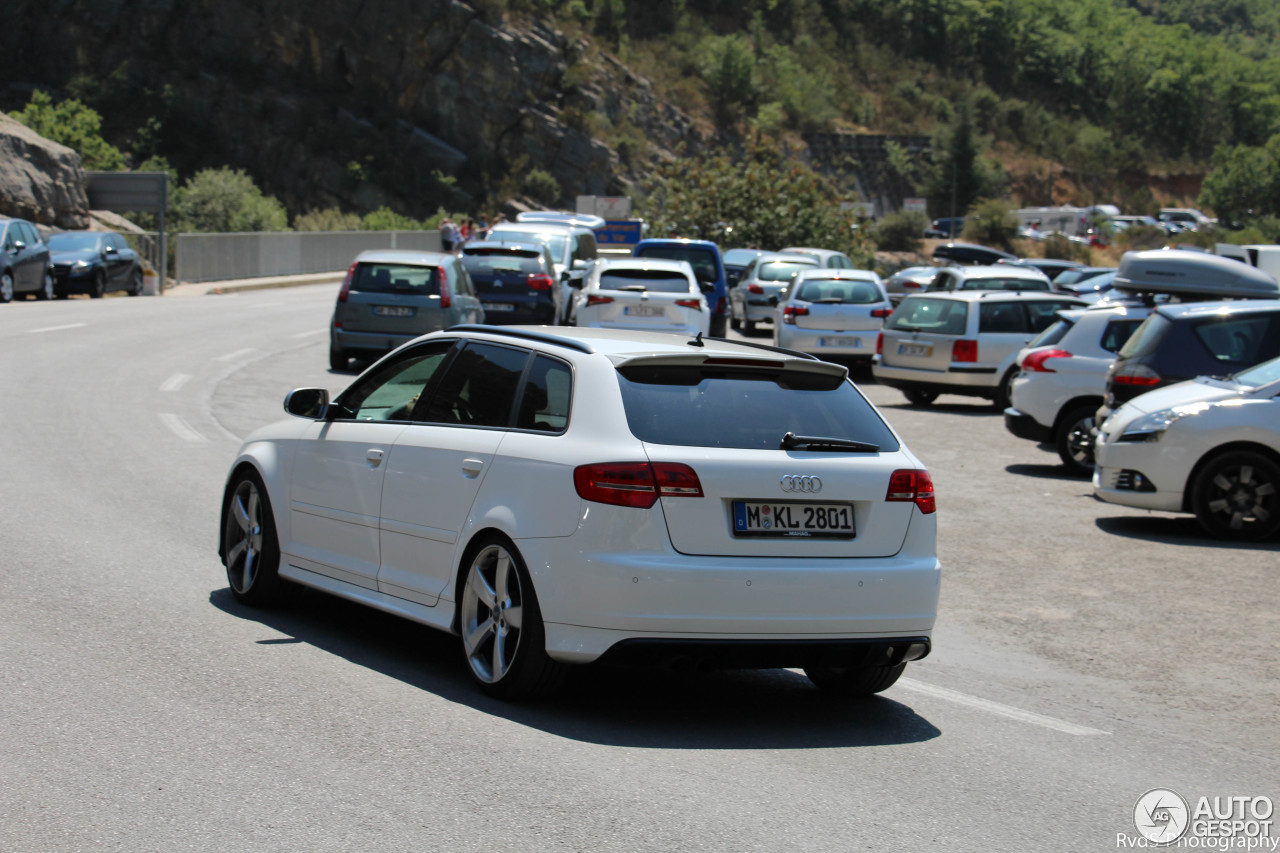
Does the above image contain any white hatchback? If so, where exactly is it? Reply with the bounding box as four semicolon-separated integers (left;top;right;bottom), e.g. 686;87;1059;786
571;257;710;336
773;269;892;364
219;326;940;698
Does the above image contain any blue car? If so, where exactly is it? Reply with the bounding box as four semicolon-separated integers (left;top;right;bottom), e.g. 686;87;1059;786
632;238;728;336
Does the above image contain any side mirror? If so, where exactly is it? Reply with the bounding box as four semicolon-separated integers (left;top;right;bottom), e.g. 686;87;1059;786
284;388;330;419
698;281;715;294
10;240;26;253
103;245;118;255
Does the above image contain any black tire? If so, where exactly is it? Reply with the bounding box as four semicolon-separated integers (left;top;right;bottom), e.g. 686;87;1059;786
804;662;907;697
729;304;741;331
127;267;143;296
329;342;349;372
222;471;289;606
1055;405;1097;477
709;313;728;338
0;271;13;304
1190;451;1280;541
742;315;756;334
90;269;106;299
993;368;1018;411
903;389;938;407
458;536;567;699
35;269;54;301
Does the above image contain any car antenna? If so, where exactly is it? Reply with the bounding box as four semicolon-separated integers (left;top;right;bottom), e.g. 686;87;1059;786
688;332;704;347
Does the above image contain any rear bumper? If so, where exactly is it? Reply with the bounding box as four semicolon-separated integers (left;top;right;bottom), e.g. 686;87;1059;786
1004;407;1053;442
776;326;878;358
332;327;421;356
872;361;1000;396
595;635;931;670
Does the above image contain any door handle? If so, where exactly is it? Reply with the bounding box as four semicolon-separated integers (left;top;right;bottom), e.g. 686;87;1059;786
366;448;385;467
461;458;484;477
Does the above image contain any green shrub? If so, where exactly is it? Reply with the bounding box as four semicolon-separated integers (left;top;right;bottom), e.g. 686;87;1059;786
361;207;428;231
11;90;126;171
172;167;288;232
871;211;926;252
522;169;562;206
294;208;362;231
962;199;1019;249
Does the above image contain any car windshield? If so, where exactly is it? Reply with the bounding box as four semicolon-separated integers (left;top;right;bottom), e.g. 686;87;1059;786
1232;355;1280;387
488;229;569;259
616;365;899;452
758;261;816;282
636;246;718;282
795;279;882;304
885;298;968;334
351;262;440;295
48;234;102;251
599;269;691;293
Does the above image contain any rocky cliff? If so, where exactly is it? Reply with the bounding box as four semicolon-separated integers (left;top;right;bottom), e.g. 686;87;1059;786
0;112;89;229
0;1;702;219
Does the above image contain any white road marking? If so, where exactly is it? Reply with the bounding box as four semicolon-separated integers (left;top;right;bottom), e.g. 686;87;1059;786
159;373;191;392
291;329;326;339
896;677;1111;736
215;348;255;362
158;413;207;443
28;323;87;334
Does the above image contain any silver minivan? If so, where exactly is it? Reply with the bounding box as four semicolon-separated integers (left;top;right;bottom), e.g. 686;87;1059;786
329;250;484;371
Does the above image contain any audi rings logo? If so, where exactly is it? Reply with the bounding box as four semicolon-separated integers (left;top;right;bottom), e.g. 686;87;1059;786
781;475;822;493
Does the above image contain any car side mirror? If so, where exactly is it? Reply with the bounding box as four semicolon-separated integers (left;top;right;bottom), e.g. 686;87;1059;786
284;388;330;419
104;245;118;255
10;240;25;253
698;281;715;294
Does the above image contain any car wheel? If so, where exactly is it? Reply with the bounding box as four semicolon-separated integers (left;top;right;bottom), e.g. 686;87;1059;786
804;662;907;697
1190;451;1280;541
993;368;1018;410
90;270;106;299
459;537;567;699
903;389;938;406
329;342;348;372
35;269;54;300
128;267;144;296
728;299;741;331
222;471;289;606
1055;405;1097;477
742;315;756;334
0;271;13;303
709;313;728;338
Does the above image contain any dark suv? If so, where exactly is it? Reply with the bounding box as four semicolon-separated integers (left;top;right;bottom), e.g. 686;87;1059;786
1;216;53;302
1098;300;1280;422
633;238;729;336
460;241;561;325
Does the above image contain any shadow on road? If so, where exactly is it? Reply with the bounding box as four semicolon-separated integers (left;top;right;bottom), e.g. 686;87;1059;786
1004;463;1089;482
1094;515;1280;550
210;586;941;750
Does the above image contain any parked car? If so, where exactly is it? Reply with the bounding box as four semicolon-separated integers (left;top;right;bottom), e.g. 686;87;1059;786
773;269;892;365
47;231;143;298
220;325;940;698
1159;208;1215;231
632;238;730;336
1055;270;1119;303
571;257;710;336
1052;266;1115;288
328;250;485;371
926;264;1051;293
925;217;965;239
485;221;599;322
0;216;53;303
873;291;1087;408
1093;355;1280;541
779;247;856;269
729;251;819;333
723;248;767;288
997;257;1083;281
931;242;1018;266
515;211;606;230
884;265;938;305
459;241;560;326
1004;303;1150;476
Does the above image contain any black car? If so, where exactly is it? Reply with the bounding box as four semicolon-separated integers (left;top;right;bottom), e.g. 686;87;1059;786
0;216;53;303
997;257;1083;281
459;241;562;325
48;231;144;298
931;242;1018;266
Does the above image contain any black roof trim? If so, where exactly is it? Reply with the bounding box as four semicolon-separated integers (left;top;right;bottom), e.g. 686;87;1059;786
701;336;820;360
444;324;595;354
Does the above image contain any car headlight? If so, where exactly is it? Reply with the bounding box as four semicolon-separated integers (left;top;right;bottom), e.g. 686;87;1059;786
72;260;91;270
1118;402;1211;442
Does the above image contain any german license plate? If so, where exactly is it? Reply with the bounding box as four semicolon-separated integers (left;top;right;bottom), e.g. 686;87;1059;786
820;336;858;347
732;501;855;538
898;342;932;357
623;304;664;317
373;305;415;318
485;303;515;312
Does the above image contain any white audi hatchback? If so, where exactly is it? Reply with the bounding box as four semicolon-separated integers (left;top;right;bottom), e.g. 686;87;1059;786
220;326;940;698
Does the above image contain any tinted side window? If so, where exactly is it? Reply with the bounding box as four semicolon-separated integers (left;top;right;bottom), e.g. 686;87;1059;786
516;355;572;433
339;342;456;422
978;302;1027;334
425;342;529;427
575;232;597;261
18;222;38;245
1191;315;1280;365
1025;301;1078;333
1100;319;1142;353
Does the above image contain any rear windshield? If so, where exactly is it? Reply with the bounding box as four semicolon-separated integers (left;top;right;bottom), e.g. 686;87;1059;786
599;269;691;293
757;261;815;282
635;246;719;282
352;262;440;295
960;277;1048;291
616;366;899;452
1118;314;1172;359
886;297;968;334
461;250;543;275
1027;317;1073;349
1191;314;1280;365
795;279;882;304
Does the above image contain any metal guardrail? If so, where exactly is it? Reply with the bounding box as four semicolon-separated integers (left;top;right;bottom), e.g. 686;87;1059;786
174;230;443;284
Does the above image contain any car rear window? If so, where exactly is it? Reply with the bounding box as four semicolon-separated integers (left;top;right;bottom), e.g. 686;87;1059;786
461;250;543;275
1027;317;1073;349
757;261;815;282
961;277;1048;291
635;246;718;282
599;269;692;293
1191;314;1280;365
886;297;968;334
353;262;440;295
795;279;882;304
616;366;899;452
1100;319;1142;353
1118;314;1172;359
488;229;568;259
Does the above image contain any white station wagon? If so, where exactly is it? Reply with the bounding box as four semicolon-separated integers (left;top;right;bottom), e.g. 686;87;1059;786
220;326;940;698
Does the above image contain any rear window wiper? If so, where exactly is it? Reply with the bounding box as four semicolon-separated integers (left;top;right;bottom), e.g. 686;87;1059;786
780;432;880;452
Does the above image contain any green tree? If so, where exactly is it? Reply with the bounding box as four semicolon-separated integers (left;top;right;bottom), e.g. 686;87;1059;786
172;167;288;233
870;210;926;252
10;90;126;171
700;34;758;131
925;99;1007;221
962;198;1020;249
361;207;427;230
295;207;362;231
1198;138;1280;225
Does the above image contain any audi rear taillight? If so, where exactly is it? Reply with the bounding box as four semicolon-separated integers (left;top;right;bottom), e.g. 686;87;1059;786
1023;348;1072;373
886;469;936;514
782;304;809;325
587;294;614;306
574;462;704;509
748;283;764;294
1113;363;1161;387
952;339;978;363
674;299;702;310
438;266;452;309
871;307;892;318
527;273;554;291
337;261;357;304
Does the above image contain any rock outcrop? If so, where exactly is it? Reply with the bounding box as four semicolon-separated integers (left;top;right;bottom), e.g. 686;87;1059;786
0;113;89;229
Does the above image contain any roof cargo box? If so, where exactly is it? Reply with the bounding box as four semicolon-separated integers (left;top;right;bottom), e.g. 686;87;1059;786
1114;249;1280;299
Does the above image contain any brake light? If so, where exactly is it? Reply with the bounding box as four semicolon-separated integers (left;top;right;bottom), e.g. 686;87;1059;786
674;299;702;310
952;339;978;362
871;307;892;318
876;332;883;354
1023;348;1072;373
337;261;357;303
748;283;764;294
715;297;726;314
782;304;809;325
573;462;703;509
886;469;936;514
439;265;451;309
526;273;554;291
586;294;614;306
1112;363;1161;386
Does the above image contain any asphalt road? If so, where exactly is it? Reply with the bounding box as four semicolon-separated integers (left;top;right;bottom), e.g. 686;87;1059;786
1;284;1275;852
